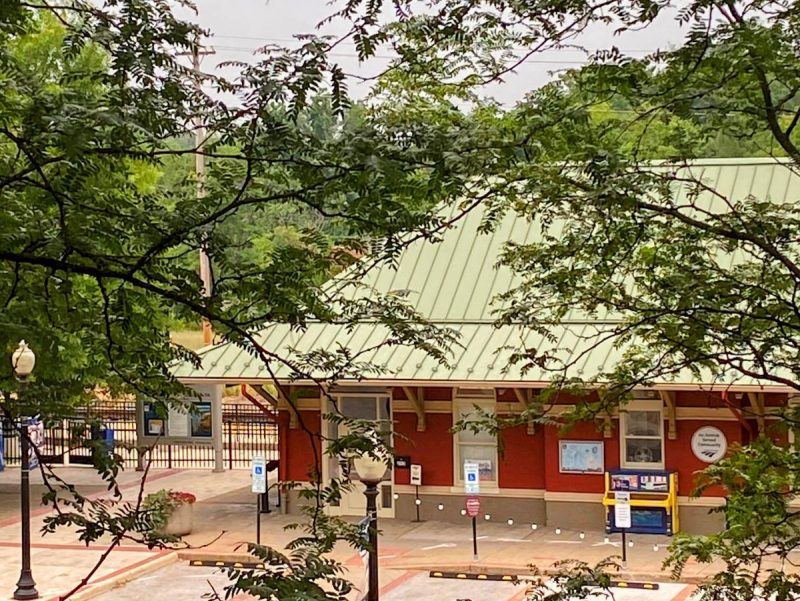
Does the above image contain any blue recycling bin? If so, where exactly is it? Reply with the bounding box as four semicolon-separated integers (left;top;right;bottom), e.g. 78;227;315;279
102;428;114;451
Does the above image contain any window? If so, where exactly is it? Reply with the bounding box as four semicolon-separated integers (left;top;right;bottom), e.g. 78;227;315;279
326;394;392;485
621;400;664;469
454;399;498;485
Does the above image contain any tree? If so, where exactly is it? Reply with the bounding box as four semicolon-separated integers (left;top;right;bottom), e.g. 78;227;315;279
0;2;524;598
326;0;800;599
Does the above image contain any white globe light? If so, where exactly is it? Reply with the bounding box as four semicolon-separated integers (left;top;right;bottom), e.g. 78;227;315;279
437;504;444;511
11;340;35;378
353;453;386;483
628;540;634;548
460;509;467;516
653;544;659;552
484;514;491;521
415;498;421;505
531;524;538;530
579;531;585;540
603;536;610;544
555;528;561;535
507;518;514;526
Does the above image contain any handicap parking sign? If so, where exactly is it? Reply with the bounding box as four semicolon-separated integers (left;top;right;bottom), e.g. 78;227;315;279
251;455;267;494
464;462;480;495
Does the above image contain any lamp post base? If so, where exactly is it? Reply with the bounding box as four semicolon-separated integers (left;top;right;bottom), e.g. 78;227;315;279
14;570;38;600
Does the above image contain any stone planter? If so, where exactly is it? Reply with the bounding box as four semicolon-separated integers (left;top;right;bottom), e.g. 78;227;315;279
162;502;194;536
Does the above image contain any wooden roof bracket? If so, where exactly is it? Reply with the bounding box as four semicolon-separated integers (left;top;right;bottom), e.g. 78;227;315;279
746;391;766;433
514;388;540;434
403;386;426;432
601;411;613;438
659;390;678;440
253;384;299;429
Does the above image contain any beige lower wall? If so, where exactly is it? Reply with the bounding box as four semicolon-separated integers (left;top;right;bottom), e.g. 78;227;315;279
282;488;316;515
545;500;606;531
394;493;547;525
282;489;724;535
679;504;726;534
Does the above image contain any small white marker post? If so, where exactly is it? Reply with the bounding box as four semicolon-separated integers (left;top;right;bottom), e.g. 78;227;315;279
251;455;267;544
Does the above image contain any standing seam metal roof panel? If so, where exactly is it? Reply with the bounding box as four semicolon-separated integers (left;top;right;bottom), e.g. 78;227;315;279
172;159;800;387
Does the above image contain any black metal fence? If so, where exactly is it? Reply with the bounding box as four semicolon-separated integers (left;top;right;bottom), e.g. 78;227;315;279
1;401;279;470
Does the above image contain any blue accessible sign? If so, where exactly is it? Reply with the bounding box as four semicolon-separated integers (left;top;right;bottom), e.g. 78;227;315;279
464;462;480;495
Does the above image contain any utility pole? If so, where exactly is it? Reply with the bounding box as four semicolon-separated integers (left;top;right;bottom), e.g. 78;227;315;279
184;37;216;345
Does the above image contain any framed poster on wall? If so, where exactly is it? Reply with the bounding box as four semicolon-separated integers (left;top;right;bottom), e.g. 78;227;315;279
559;441;604;474
143;402;165;436
191;402;212;437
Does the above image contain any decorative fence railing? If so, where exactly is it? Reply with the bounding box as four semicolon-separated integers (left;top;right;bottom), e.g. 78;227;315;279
1;401;278;470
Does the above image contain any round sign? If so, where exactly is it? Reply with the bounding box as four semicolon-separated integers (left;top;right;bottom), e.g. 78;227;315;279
691;426;727;463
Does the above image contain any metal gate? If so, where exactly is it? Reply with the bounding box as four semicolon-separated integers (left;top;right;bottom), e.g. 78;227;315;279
1;401;278;470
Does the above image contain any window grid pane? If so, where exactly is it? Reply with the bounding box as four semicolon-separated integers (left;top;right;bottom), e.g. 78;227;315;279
625;410;661;437
458;444;497;482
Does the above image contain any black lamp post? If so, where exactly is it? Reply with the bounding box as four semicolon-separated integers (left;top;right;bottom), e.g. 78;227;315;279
354;453;386;601
12;340;38;600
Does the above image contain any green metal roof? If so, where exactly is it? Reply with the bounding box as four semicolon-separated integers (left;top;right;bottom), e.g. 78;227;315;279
174;159;800;388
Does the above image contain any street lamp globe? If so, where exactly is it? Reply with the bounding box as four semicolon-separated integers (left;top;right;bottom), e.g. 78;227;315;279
354;453;386;484
11;341;35;379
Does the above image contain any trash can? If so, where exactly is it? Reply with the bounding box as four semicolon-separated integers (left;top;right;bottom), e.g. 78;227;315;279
102;427;114;452
90;425;114;461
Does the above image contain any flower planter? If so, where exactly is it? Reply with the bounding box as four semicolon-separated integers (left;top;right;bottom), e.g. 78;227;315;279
162;502;194;536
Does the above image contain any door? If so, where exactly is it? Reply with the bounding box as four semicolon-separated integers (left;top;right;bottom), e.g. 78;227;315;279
324;394;394;518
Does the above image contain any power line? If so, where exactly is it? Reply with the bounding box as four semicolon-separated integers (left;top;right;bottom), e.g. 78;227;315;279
211;44;648;66
210;33;658;55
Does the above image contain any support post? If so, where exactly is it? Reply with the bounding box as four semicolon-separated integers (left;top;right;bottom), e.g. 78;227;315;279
211;384;224;472
187;38;216;346
256;495;261;545
621;530;627;569
134;397;145;472
365;483;380;601
472;516;479;561
14;417;38;600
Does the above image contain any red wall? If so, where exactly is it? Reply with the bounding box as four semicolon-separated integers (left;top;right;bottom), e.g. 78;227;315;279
279;409;322;482
275;391;774;501
498;424;545;489
393;412;454;486
543;422;619;493
665;419;742;497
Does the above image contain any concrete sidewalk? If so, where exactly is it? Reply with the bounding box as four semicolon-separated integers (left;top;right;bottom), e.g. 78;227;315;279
0;466;251;600
0;466;783;600
180;511;723;588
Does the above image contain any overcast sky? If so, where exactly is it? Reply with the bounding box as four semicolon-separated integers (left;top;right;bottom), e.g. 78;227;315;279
183;0;688;106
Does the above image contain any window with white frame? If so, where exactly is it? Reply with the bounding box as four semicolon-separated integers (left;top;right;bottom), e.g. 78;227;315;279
454;398;498;485
621;400;664;469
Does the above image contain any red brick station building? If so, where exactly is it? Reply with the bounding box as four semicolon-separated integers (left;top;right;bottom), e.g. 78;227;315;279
174;159;799;535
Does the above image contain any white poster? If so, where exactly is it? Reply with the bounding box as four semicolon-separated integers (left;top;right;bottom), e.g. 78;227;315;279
167;406;189;437
559;441;604;474
615;491;632;529
410;464;422;486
